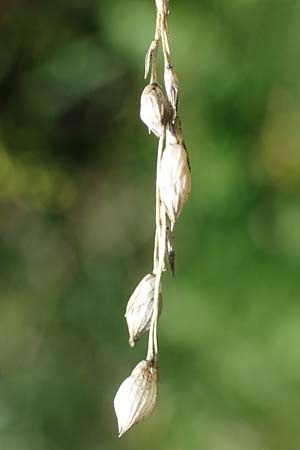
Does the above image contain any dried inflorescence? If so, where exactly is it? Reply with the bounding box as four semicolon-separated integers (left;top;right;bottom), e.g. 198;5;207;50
114;0;191;436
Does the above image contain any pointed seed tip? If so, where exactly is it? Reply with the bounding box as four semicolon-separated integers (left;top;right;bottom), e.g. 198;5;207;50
129;339;135;348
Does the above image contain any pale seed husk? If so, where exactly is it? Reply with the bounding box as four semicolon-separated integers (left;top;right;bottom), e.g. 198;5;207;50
125;273;162;347
114;360;158;437
159;132;191;225
140;83;169;138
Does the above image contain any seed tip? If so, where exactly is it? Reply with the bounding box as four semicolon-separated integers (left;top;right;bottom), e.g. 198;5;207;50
129;338;136;348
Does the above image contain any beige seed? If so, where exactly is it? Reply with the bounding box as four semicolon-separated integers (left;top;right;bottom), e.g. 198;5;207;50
159;130;191;225
113;360;158;437
125;274;162;347
140;83;169;138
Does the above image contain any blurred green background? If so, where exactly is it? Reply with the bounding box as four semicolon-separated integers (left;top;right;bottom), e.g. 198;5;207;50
1;0;300;449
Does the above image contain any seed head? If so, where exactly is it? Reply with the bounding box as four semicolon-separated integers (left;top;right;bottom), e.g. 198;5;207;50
114;360;158;437
159;130;191;226
140;83;169;138
125;273;162;347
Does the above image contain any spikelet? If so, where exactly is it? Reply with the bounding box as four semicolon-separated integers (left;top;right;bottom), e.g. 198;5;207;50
164;65;179;118
114;360;158;437
159;129;191;226
125;274;162;347
144;40;158;80
140;83;169;138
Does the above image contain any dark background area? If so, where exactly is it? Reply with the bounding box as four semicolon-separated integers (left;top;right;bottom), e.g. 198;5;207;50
0;1;300;449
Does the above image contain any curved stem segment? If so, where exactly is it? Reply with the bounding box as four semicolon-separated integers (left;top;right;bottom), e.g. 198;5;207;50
149;12;161;84
153;205;166;356
148;205;167;362
161;14;171;67
148;130;166;361
153;133;165;274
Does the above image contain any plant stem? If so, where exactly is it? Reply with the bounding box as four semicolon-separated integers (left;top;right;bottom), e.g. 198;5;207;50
149;130;166;361
153;133;165;274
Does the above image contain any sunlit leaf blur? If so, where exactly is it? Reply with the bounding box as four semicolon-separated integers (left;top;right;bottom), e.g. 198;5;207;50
0;1;300;449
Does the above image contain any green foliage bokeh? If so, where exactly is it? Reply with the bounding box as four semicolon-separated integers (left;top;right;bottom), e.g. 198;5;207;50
0;1;300;449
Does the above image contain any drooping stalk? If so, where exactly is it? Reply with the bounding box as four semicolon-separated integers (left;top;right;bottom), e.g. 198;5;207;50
114;0;191;436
